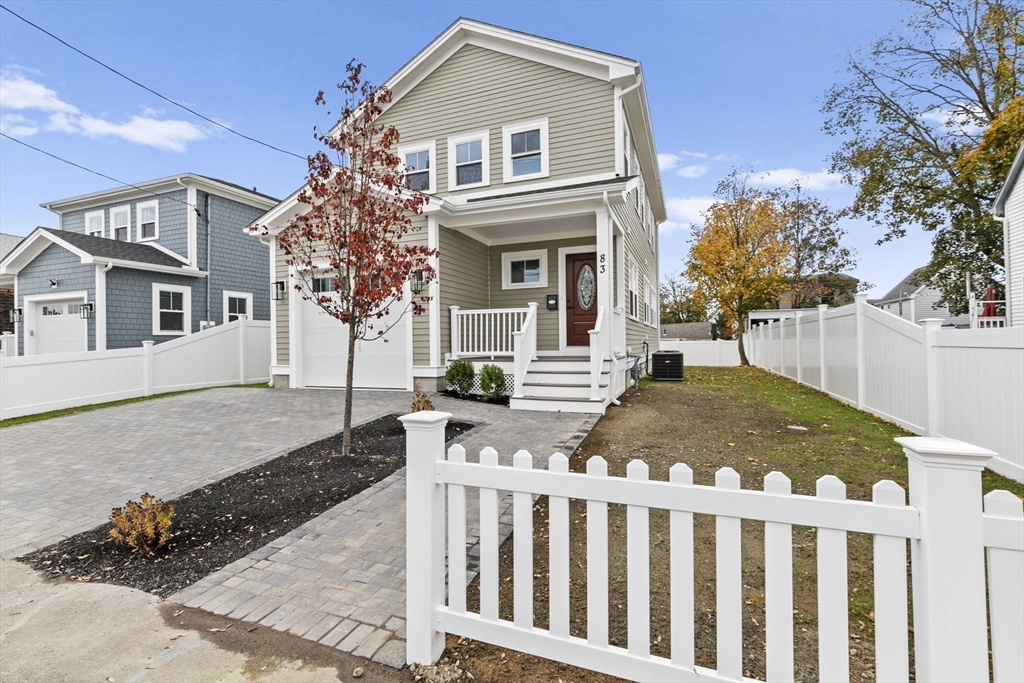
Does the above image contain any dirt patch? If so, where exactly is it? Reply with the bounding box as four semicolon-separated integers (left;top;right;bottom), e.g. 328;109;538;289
21;415;473;597
160;602;414;682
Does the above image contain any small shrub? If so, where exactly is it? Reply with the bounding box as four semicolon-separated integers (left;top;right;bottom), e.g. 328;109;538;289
479;363;507;401
445;359;476;397
411;391;434;412
109;493;174;557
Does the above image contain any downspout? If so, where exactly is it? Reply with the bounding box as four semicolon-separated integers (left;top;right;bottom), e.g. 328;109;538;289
206;193;212;324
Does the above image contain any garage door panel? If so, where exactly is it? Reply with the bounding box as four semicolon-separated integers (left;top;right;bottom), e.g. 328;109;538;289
33;300;87;355
301;299;407;389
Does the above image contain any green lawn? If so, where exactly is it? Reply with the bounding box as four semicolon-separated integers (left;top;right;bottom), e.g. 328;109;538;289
0;383;270;429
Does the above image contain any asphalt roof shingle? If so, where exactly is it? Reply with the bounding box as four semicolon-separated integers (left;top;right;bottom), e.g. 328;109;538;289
41;228;193;270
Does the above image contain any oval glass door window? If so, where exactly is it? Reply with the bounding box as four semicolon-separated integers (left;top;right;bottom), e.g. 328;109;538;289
577;264;596;310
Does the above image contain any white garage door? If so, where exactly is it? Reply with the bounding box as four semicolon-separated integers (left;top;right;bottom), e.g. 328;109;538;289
33;300;87;355
301;298;409;389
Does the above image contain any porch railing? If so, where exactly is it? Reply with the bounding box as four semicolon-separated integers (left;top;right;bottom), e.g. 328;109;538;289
969;297;1008;329
588;305;609;400
450;306;531;358
512;303;539;397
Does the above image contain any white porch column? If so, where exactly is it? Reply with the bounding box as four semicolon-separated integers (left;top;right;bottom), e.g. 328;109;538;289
596;208;612;325
427;216;441;368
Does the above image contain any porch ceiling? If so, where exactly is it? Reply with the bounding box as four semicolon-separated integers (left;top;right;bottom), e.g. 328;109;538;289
462;213;595;245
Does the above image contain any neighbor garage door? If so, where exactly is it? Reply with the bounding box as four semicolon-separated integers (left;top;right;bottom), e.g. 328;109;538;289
300;298;409;389
32;300;87;355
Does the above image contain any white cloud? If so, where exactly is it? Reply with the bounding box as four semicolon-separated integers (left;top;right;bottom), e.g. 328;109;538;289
675;164;710;179
0;112;38;136
658;153;682;171
751;167;845;191
1;70;206;151
661;196;716;232
679;149;709;159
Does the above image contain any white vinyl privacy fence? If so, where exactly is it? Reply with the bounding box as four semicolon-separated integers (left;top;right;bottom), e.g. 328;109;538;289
401;412;1024;682
746;295;1024;482
0;318;271;420
659;339;740;366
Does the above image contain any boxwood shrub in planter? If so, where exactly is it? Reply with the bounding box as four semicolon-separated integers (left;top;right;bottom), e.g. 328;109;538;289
445;359;476;397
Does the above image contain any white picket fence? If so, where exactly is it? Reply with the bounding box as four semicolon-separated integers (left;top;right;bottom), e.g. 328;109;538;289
659;339;741;366
401;412;1024;682
745;295;1024;482
0;318;271;420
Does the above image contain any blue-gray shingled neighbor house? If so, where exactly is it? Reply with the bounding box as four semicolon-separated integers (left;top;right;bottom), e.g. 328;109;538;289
0;174;278;355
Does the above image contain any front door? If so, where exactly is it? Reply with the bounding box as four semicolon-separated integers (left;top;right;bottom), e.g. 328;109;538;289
565;252;598;346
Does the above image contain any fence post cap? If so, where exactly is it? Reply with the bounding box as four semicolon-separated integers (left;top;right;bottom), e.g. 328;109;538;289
896;436;994;469
817;304;829;311
854;293;869;304
141;340;155;347
919;318;945;329
399;411;452;429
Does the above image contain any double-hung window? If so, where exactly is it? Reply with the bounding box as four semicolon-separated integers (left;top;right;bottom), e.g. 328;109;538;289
223;291;252;322
628;257;638;320
501;249;547;290
84;210;104;238
447;131;489;190
399;141;436;194
502;118;548;182
152;283;191;336
111;205;131;241
137;200;158;241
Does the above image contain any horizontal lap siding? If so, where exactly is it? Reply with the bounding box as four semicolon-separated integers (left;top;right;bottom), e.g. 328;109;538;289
439;227;489;358
406;214;431;366
274;243;289;366
1008;179;1023;327
377;44;615;196
613;203;659;353
489;235;598;351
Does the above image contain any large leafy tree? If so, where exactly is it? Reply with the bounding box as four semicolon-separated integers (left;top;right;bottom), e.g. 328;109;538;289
823;0;1024;313
272;61;436;455
659;274;708;324
687;172;791;365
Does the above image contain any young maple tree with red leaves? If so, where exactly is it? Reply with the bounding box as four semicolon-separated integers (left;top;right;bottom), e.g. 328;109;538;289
273;60;436;455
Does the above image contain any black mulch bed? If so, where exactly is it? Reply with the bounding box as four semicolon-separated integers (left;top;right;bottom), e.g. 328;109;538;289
20;414;473;596
440;390;510;407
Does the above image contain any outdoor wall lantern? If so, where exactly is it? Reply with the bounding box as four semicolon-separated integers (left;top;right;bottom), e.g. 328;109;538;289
48;278;58;289
272;280;286;301
80;302;94;320
8;308;23;323
410;271;425;294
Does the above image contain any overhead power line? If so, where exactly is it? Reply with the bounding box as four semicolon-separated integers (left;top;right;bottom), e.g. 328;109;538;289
0;132;204;216
0;3;306;161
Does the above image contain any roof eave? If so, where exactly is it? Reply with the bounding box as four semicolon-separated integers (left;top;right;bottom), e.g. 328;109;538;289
41;173;279;213
993;141;1024;216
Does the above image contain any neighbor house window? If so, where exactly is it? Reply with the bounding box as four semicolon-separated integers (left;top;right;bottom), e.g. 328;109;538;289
501;249;547;290
85;210;104;238
502;118;549;182
152;283;191;336
137;200;158;241
111;205;130;241
223;291;252;323
399;141;436;194
447;130;489;190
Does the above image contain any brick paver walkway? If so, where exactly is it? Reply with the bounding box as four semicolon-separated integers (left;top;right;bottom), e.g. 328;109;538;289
171;394;598;668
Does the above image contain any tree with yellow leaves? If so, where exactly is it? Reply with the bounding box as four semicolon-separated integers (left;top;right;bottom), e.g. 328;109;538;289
687;172;791;365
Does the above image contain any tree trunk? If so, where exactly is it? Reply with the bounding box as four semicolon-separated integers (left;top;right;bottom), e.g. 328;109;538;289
342;319;358;456
737;318;750;366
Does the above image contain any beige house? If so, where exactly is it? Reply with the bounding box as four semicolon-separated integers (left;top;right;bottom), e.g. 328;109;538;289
254;19;663;413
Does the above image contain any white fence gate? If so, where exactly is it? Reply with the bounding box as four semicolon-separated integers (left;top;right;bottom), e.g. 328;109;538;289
745;295;1024;482
0;318;271;420
401;412;1024;682
659;339;741;366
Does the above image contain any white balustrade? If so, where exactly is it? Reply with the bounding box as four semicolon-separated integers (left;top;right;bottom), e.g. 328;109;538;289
511;302;538;398
450;306;531;358
588;305;608;400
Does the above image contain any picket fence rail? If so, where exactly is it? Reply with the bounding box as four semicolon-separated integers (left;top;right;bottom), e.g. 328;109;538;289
0;318;271;420
402;412;1023;682
746;295;1024;482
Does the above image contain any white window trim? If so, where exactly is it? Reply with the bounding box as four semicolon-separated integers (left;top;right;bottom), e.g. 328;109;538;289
398;140;437;195
628;256;639;321
502;118;549;183
84;209;105;238
110;204;132;242
223;290;253;323
152;283;191;336
501;249;548;290
136;200;159;242
447;129;490;191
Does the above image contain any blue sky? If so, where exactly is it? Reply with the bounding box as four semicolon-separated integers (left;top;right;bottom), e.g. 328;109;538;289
0;0;933;296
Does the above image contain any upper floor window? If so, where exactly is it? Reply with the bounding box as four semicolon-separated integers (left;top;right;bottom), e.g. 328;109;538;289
137;200;159;241
111;205;130;242
447;130;489;190
399;140;436;194
85;210;104;238
502;118;549;183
